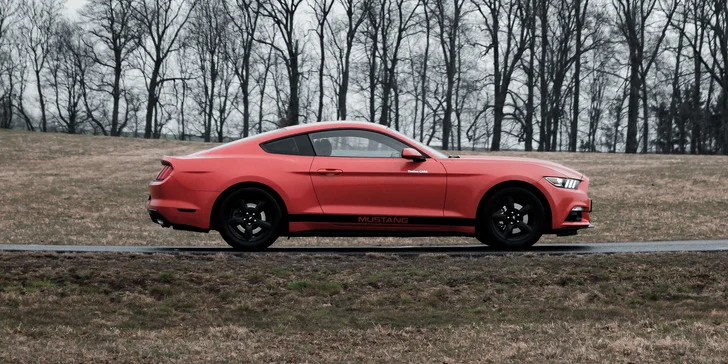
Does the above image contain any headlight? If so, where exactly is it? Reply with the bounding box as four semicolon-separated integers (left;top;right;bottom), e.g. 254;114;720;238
545;176;581;189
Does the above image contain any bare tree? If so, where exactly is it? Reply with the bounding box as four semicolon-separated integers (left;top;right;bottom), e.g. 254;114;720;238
226;0;260;137
569;0;589;152
686;0;728;154
473;0;531;151
0;0;20;129
313;0;335;122
80;0;140;136
540;0;590;151
132;0;197;139
189;0;235;142
251;39;276;134
20;0;62;132
432;0;467;149
259;0;305;127
363;0;382;123
418;1;431;141
171;38;192;140
48;21;89;134
612;0;678;153
376;0;419;128
329;0;367;120
520;0;536;151
686;0;707;154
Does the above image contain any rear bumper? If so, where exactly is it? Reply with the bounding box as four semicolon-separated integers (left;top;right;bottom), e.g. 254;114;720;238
147;176;217;231
148;208;210;233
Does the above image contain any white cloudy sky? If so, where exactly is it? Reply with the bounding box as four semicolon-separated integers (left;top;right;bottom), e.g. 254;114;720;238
65;0;87;15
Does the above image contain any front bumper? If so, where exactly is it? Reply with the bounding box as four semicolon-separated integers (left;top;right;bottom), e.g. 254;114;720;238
538;178;593;233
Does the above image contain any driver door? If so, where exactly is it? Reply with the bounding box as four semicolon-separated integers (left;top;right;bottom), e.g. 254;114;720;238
308;129;447;219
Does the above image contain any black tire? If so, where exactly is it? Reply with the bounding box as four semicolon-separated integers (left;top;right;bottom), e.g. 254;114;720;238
218;187;282;250
476;187;545;249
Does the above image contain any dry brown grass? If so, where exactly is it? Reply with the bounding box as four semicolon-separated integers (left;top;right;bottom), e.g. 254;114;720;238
1;129;728;247
1;252;727;362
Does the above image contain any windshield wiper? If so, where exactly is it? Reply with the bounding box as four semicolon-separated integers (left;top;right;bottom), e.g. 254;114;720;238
448;155;460;158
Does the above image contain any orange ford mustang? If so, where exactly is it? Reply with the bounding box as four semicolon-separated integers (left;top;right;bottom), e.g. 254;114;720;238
148;121;593;250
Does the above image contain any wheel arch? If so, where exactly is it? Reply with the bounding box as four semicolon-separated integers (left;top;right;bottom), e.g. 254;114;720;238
209;182;289;233
476;180;553;234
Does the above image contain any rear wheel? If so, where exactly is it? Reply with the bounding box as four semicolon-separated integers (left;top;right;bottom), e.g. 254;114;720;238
477;187;545;249
218;187;282;250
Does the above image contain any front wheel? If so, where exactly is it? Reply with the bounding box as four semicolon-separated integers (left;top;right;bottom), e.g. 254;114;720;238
218;187;282;250
477;187;546;249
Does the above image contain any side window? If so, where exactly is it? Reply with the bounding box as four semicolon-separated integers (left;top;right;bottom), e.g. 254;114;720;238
309;129;409;158
260;135;315;156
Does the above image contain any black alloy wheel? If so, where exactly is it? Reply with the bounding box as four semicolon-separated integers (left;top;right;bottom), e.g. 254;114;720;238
218;187;282;250
477;187;545;249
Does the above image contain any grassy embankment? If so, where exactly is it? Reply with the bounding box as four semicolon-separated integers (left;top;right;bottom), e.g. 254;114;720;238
1;129;727;246
2;130;728;362
1;252;727;362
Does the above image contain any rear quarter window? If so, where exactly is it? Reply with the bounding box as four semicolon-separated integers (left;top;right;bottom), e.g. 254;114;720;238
260;135;315;156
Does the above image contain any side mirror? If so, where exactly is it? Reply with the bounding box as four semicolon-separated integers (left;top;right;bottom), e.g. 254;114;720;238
402;148;425;162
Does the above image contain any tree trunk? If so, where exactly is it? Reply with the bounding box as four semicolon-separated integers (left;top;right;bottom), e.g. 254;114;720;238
180;82;187;140
569;0;583;152
538;0;548;151
491;93;506;151
442;74;453;150
110;58;122;136
206;58;217;142
393;79;400;130
144;66;160;139
35;70;48;132
670;23;684;154
419;6;430;142
338;47;351;120
287;46;300;126
641;78;649;153
524;0;536;151
317;21;326;122
625;48;641;153
242;58;251;137
690;31;702;154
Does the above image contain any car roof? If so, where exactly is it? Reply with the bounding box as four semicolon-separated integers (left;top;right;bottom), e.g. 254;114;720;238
281;121;387;134
252;121;389;142
197;121;390;155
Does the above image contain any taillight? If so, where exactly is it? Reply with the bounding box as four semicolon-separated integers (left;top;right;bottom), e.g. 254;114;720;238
155;162;173;181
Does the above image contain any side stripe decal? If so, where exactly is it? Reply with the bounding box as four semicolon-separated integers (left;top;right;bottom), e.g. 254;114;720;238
288;214;476;226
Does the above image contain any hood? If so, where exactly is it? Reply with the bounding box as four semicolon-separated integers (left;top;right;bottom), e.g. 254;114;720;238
455;156;584;180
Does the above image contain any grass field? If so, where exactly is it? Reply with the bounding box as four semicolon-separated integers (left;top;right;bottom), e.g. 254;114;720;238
1;129;728;246
2;130;728;362
1;252;728;362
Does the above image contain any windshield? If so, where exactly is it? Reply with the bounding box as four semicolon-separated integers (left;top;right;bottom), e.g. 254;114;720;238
388;128;448;159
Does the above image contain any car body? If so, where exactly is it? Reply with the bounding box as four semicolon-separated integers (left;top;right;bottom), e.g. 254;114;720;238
148;121;592;249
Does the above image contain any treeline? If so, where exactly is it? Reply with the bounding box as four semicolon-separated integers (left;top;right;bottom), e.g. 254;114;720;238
0;0;726;154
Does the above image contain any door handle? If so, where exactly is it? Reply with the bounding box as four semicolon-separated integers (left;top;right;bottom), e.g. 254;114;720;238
317;168;343;176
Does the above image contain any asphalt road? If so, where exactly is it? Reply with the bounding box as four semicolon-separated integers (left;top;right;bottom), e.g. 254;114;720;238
1;240;727;255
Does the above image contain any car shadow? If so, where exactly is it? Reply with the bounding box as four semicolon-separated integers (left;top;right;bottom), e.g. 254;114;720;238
158;244;592;255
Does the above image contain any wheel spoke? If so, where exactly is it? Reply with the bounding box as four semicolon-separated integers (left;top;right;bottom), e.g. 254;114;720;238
504;224;515;238
254;200;267;213
517;222;532;234
243;224;253;240
227;217;245;227
254;220;272;229
491;212;507;221
519;205;533;214
238;199;248;211
506;196;515;211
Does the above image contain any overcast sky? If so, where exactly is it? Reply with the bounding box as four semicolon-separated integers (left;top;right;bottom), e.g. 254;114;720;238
66;0;86;15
